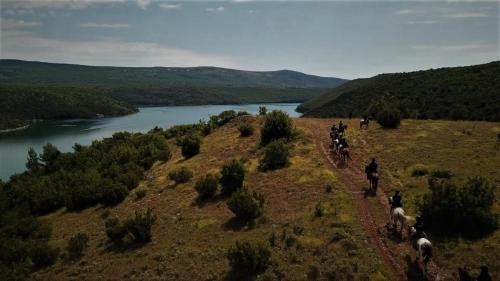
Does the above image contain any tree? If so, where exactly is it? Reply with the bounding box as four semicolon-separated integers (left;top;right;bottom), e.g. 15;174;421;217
260;110;294;145
26;147;41;174
40;143;61;172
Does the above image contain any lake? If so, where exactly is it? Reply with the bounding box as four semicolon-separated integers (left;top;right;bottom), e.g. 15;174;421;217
0;103;300;180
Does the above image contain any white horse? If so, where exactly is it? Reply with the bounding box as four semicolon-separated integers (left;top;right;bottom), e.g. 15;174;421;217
390;207;408;234
409;227;433;275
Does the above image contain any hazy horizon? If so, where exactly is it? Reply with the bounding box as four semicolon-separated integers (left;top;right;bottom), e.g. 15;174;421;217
1;0;499;79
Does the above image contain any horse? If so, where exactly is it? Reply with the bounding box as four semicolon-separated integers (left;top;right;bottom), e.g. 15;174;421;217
360;118;369;129
390;207;408;236
367;171;379;193
409;226;433;275
339;147;350;164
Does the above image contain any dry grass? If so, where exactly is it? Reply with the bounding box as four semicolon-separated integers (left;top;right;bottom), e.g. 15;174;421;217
34;116;387;281
334;118;500;281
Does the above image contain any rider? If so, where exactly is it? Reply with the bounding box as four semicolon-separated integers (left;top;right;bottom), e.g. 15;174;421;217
338;137;349;150
389;190;402;210
338;120;345;133
411;216;426;240
477;266;492;281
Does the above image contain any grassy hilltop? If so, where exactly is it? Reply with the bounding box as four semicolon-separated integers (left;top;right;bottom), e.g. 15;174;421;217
1;112;498;280
298;61;500;121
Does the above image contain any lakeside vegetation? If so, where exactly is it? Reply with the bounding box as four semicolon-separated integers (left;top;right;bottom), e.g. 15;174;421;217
299;61;500;121
0;85;137;131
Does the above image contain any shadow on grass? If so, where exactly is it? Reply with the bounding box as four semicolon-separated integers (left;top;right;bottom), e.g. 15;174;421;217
223;269;258;281
223;217;249;231
363;187;377;198
192;193;226;208
102;240;149;254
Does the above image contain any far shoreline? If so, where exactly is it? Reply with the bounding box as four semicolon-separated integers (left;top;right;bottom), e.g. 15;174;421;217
0;124;30;134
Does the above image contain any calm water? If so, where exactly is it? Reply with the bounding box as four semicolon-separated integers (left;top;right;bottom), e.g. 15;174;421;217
0;104;300;180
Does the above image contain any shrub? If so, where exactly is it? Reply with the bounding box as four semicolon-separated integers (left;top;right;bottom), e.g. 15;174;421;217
260;140;289;171
195;174;219;200
259;106;267;116
105;208;157;245
220;159;246;196
105;218;128;245
376;106;401;128
430;169;453;179
125;208;157;243
100;182;129;206
238;124;254;137
411;167;429;177
67;233;89;258
314;202;325;217
260;110;293;145
227;188;264;222
227;240;271;275
135;189;146;200
417;176;497;235
168;167;193;184
31;245;59;268
180;134;202;158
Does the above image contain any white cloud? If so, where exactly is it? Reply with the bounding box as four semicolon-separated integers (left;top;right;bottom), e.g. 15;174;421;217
1;31;237;68
136;0;151;10
206;7;225;12
443;12;489;18
395;9;424;15
159;3;180;9
411;43;496;52
407;20;437;25
1;0;125;10
1;19;42;29
79;22;131;28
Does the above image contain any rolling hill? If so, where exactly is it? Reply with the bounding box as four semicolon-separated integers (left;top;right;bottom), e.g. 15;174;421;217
298;61;500;121
0;59;347;106
0;60;347;130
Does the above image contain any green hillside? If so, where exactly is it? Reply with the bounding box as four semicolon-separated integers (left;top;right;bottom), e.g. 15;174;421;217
0;60;346;107
298;61;500;121
0;86;137;131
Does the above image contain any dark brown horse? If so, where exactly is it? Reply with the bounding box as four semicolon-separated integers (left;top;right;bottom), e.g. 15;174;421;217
360;118;369;129
368;172;378;193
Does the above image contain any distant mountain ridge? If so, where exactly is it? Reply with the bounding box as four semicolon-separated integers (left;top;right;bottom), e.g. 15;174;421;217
0;59;347;130
0;59;347;89
298;61;500;121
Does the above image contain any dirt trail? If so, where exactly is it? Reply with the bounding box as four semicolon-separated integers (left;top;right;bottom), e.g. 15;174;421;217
298;118;440;281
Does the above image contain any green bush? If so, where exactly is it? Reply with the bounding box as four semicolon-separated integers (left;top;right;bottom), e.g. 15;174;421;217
238;123;254;137
135;189;146;200
417;176;497;235
227;188;264;221
67;233;89;258
105;218;128;245
259;106;267;116
168;167;193;184
195;174;219;200
125;208;157;243
100;182;129;206
411;167;429;177
180;134;202;158
260;110;293;145
220;159;246;196
260;140;289;171
105;208;157;245
31;244;60;268
227;239;271;275
376;106;401;128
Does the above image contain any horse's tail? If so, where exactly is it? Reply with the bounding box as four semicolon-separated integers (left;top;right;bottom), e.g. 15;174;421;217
422;243;433;264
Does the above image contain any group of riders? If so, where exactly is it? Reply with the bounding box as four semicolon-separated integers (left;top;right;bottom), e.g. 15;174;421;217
327;118;493;280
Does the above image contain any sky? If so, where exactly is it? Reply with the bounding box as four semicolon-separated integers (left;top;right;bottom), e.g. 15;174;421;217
0;0;498;79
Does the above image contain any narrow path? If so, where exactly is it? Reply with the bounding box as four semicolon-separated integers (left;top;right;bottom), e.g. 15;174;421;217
299;118;440;281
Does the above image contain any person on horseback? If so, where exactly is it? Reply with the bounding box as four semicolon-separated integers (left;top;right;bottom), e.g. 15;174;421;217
477;266;492;281
390;190;402;209
338;120;345;133
411;215;427;240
